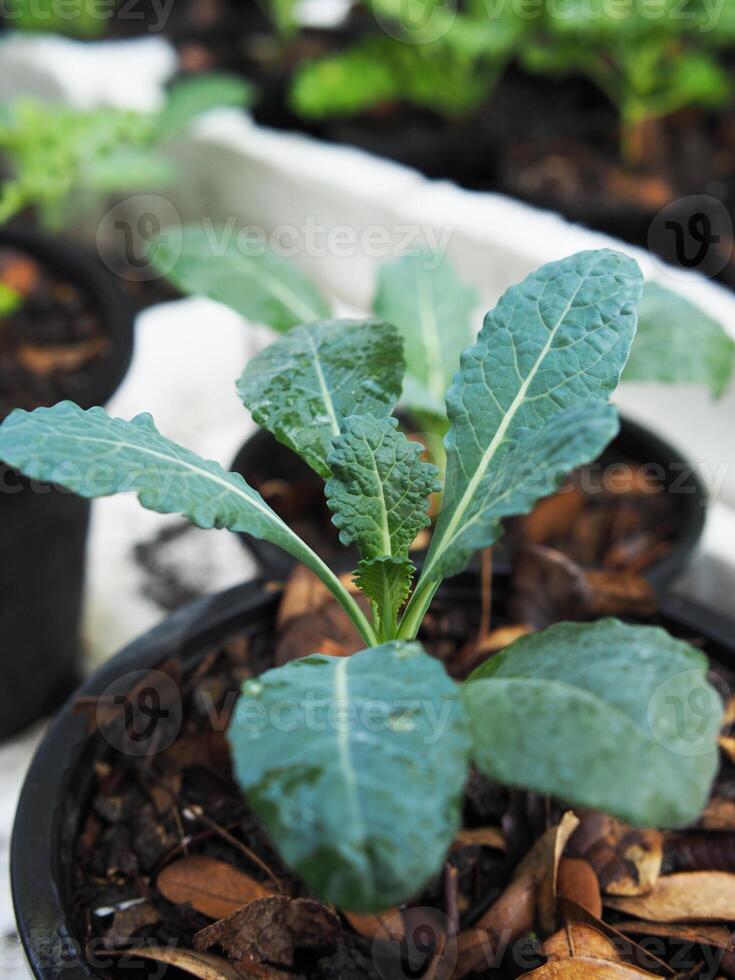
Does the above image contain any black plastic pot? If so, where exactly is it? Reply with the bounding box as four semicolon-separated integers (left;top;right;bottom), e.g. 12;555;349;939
0;226;135;739
232;414;707;590
10;572;735;979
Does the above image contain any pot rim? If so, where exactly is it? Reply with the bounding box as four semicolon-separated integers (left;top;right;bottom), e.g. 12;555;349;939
11;572;735;980
231;413;708;590
0;224;135;411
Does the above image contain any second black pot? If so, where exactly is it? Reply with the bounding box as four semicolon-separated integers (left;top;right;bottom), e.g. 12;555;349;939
232;414;707;590
0;226;135;739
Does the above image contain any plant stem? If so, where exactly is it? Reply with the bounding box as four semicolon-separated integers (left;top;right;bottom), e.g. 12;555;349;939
397;573;441;640
287;537;377;647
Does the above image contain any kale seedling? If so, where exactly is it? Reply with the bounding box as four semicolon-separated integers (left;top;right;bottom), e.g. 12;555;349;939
518;0;732;166
0;250;721;910
0;74;253;231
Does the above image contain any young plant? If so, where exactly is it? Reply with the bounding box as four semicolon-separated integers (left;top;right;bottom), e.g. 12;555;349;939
273;0;734;168
518;0;732;166
0;250;721;911
0;74;253;231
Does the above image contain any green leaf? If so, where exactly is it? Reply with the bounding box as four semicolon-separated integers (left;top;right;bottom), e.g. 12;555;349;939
0;283;22;317
157;74;255;142
238;320;405;478
423;249;642;582
624;282;735;397
86;148;174;192
151;224;331;332
229;642;471;911
325;415;439;559
465;619;721;827
373;251;479;418
0;402;376;645
353;556;415;638
432;402;620;578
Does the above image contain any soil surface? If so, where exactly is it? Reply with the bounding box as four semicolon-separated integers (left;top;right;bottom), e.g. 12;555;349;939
70;573;735;979
0;246;111;419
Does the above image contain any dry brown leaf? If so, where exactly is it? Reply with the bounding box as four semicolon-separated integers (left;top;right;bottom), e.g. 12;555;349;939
559;898;674;976
471;625;533;658
453;826;506;850
277;565;359;627
615;919;735;952
520;957;660;978
722;694;735;729
700;798;735;831
542;923;619;962
157;855;272;920
567;812;662;896
455;812;580;976
665;831;735;873
17;338;108;376
0;254;40;295
583;569;657;619
537;811;581;936
343;909;405;941
110;945;242;980
556;858;602;918
720;736;735;763
194;896;339;971
519;486;587;544
103;902;160;948
604;871;735;922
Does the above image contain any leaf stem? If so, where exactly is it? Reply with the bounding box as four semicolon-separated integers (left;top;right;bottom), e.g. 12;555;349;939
397;573;441;640
287;537;378;647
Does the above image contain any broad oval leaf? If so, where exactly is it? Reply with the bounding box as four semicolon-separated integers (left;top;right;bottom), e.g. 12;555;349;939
238;319;405;478
229;642;471;911
151;224;331;332
423;249;643;581
464;619;721;828
624;282;735;398
325;414;439;559
373;251;479;420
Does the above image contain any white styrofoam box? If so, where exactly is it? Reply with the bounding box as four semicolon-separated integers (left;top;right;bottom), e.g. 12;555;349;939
82;296;261;665
1;35;734;501
0;33;176;108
